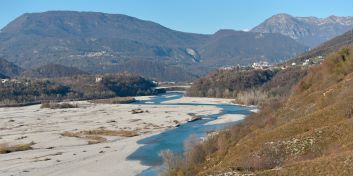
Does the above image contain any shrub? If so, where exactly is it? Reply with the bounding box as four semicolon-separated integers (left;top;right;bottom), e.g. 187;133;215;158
0;142;35;154
160;150;184;176
233;89;268;105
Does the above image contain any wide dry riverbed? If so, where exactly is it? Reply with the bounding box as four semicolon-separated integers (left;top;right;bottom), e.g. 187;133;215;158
0;92;254;176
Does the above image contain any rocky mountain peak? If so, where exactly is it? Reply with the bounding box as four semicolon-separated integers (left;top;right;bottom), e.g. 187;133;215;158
251;13;353;47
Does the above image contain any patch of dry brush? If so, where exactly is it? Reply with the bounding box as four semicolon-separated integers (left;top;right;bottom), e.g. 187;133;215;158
62;129;138;144
41;102;78;109
89;97;136;104
0;142;35;154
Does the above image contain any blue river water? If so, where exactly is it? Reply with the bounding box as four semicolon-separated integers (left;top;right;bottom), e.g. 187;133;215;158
127;92;253;176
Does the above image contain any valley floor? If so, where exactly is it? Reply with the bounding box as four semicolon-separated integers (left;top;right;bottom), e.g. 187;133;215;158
0;95;239;176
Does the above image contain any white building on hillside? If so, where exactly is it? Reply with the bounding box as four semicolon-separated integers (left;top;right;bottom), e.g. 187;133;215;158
252;61;271;70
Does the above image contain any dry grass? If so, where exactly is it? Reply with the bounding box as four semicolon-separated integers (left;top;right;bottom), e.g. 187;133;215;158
89;97;136;104
62;129;138;144
233;89;268;105
62;131;107;145
84;129;138;137
0;142;35;154
86;135;107;145
41;102;78;109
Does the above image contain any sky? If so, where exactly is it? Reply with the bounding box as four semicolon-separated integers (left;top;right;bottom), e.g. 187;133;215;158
1;0;353;34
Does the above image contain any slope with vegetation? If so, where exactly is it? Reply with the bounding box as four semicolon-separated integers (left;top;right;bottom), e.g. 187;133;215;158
165;46;353;175
21;64;88;78
187;66;308;105
289;29;353;65
187;68;277;98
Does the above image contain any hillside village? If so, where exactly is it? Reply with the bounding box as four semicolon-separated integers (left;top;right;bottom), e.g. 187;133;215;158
219;55;325;72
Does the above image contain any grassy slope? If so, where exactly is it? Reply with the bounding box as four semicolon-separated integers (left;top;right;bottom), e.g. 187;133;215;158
191;46;353;175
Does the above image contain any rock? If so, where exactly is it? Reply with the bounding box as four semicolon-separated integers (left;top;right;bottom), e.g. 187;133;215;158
131;108;144;114
107;120;116;123
188;116;202;122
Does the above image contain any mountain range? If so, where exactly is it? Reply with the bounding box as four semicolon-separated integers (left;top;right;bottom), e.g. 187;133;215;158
0;11;352;81
0;11;307;81
252;13;353;47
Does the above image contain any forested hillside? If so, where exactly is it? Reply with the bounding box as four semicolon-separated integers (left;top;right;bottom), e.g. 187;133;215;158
187;66;308;105
22;64;88;78
187;68;277;98
0;73;160;106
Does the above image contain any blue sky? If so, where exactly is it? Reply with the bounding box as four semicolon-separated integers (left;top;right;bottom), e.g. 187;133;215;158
1;0;353;34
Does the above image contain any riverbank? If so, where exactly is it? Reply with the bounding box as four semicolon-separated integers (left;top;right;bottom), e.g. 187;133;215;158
0;93;243;176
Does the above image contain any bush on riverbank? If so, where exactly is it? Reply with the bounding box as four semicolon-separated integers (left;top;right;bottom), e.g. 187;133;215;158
232;89;268;105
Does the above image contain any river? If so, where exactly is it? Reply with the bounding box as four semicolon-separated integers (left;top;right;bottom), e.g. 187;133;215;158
127;92;253;175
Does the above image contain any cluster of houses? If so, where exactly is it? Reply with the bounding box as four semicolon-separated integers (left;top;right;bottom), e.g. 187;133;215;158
290;56;324;67
0;79;22;84
219;55;325;72
251;61;272;70
1;79;10;84
220;61;275;71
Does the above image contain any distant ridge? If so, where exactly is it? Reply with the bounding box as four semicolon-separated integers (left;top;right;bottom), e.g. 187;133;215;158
0;73;8;79
289;29;353;64
252;13;353;47
0;58;24;77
